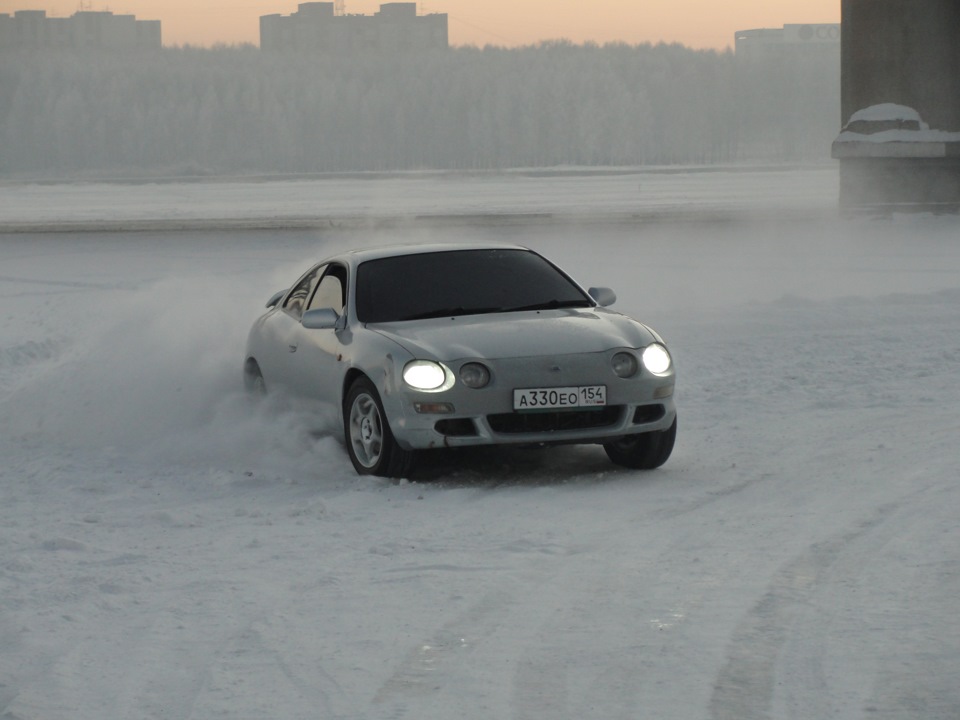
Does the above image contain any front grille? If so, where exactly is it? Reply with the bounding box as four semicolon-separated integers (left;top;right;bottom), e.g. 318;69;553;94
488;406;623;434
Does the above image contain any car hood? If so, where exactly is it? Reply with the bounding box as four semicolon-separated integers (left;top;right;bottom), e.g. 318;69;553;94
368;308;656;360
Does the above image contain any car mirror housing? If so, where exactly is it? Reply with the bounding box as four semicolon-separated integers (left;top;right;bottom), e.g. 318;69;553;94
266;289;286;308
588;287;616;307
301;307;341;329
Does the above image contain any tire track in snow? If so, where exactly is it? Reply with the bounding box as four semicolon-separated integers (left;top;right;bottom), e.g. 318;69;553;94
506;535;703;720
709;483;941;720
366;522;676;719
0;339;65;369
82;596;345;719
366;533;604;718
184;615;348;720
369;586;520;717
0;622;27;717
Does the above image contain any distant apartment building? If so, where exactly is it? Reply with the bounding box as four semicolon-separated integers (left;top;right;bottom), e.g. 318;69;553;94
735;24;840;61
0;9;161;51
261;2;448;53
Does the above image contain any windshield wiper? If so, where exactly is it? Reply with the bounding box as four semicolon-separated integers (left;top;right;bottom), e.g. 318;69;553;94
498;299;593;313
396;299;591;321
398;306;502;321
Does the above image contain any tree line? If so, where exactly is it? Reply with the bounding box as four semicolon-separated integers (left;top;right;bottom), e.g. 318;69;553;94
0;42;839;177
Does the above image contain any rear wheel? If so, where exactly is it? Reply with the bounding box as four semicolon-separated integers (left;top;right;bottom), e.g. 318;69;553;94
244;360;267;398
344;377;416;478
603;416;676;470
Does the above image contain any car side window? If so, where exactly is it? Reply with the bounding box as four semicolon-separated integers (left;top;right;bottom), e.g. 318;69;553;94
307;264;347;314
283;264;325;319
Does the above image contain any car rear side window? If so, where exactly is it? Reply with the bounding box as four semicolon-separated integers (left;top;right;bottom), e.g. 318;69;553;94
308;264;347;314
284;264;324;319
355;249;590;323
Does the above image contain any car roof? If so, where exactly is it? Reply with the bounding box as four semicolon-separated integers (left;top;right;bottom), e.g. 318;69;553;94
337;241;532;265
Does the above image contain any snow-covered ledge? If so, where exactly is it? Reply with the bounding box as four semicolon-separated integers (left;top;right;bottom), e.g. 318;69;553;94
832;103;960;159
833;104;960;211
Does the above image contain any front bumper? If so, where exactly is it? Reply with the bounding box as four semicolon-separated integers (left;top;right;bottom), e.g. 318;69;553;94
383;352;676;450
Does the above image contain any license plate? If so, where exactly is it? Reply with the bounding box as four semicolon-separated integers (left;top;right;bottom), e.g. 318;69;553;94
513;385;607;411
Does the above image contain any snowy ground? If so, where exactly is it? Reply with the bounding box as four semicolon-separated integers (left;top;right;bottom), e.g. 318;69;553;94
1;168;959;719
0;167;834;231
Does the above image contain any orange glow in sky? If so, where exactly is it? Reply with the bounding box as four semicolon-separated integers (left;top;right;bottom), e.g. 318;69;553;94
0;0;840;49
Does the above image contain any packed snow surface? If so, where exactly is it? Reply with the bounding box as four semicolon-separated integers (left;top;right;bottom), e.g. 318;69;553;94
1;169;959;719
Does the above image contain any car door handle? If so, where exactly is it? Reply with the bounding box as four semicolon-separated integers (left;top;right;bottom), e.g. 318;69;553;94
288;344;298;353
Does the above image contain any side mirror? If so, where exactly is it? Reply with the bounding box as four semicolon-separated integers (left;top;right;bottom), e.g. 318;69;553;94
588;287;617;307
301;307;340;329
266;289;286;308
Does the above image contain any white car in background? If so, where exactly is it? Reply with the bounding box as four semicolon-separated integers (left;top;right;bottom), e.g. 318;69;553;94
244;243;676;477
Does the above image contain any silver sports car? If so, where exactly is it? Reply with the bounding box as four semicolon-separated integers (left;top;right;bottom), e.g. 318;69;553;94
244;243;676;477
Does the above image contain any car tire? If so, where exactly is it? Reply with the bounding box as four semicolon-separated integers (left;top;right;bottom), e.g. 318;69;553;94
344;377;416;478
603;416;676;470
244;360;267;397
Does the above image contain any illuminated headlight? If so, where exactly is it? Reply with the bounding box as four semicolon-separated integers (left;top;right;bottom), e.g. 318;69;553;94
642;343;672;376
611;351;639;378
403;360;451;391
459;362;491;389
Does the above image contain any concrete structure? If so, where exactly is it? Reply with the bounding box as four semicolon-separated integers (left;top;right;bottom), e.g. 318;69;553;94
831;0;960;211
0;9;161;51
735;24;840;61
261;2;447;53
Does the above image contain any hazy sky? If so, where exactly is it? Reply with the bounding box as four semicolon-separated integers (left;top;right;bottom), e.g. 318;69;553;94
0;0;839;49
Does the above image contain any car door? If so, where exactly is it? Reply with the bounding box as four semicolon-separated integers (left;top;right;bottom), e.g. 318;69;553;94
285;263;349;404
258;263;325;391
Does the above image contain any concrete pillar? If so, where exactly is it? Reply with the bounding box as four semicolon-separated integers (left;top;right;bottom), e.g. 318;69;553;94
833;0;960;211
841;0;960;130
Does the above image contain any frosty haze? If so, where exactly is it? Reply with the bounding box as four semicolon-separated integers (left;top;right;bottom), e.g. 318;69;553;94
0;42;838;178
1;169;959;719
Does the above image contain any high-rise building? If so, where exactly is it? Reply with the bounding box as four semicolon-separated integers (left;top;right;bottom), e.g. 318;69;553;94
0;9;161;51
734;24;840;61
260;2;448;53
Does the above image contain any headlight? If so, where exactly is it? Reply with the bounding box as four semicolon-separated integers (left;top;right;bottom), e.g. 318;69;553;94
642;343;672;376
459;362;491;389
403;360;451;391
611;351;639;378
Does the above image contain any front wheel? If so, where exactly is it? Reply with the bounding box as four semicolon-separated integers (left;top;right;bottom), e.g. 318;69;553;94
603;416;676;470
344;377;416;478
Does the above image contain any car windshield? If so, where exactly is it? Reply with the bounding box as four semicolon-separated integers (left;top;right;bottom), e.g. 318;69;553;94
355;249;593;323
